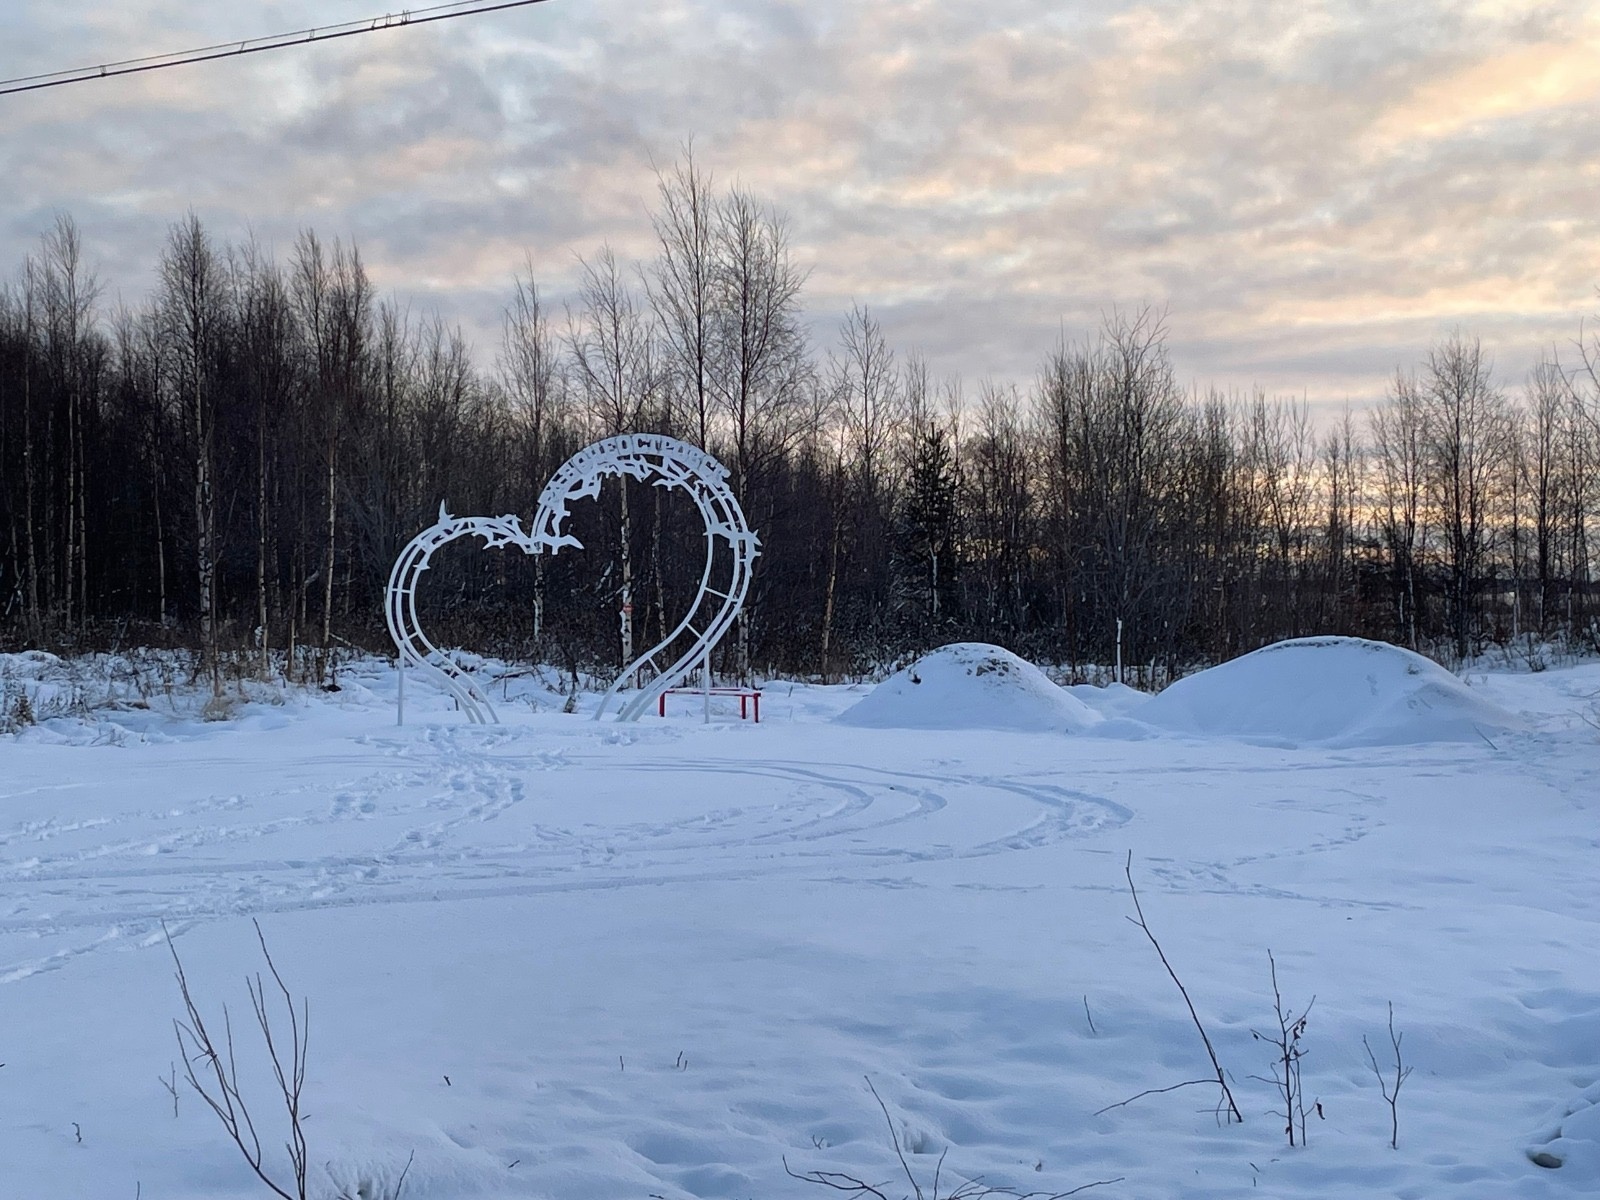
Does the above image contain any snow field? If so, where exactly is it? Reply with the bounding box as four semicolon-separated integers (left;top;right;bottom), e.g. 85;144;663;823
1;643;1598;1198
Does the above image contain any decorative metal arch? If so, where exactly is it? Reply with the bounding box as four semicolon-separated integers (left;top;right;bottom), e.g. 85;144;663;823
384;434;759;724
384;509;542;724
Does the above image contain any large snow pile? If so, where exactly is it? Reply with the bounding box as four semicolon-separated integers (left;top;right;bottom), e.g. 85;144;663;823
1138;635;1525;747
836;642;1100;733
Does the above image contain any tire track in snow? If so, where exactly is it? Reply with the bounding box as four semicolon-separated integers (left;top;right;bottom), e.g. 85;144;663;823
0;749;1129;981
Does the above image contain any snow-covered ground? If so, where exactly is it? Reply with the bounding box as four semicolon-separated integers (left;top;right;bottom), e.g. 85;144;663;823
2;640;1598;1199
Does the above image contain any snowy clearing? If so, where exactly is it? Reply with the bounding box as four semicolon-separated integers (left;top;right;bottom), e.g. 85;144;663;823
2;641;1599;1199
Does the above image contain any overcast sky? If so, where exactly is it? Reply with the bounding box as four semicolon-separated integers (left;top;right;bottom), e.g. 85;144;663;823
3;0;1599;412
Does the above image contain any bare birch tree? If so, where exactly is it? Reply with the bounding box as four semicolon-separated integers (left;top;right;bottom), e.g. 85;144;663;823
567;245;656;671
1421;334;1509;660
500;263;564;639
1370;372;1429;648
647;148;719;450
159;213;225;691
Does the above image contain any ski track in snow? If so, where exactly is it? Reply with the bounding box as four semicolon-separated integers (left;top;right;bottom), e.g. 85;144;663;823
6;703;1518;987
0;719;1543;988
0;720;1489;984
0;729;1138;982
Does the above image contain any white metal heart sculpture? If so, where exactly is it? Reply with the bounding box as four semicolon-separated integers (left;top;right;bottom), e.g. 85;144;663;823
385;434;759;723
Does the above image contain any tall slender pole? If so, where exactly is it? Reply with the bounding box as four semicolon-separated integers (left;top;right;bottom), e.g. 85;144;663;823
397;655;405;726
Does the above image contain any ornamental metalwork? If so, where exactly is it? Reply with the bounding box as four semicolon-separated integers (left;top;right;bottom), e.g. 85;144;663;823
385;434;759;724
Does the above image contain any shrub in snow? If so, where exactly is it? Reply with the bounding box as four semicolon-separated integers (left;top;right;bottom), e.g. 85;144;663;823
1249;951;1316;1146
200;693;241;723
170;922;312;1200
835;643;1101;733
2;677;35;732
1137;636;1525;748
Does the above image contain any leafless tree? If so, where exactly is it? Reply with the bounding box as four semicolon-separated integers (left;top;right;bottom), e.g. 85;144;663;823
710;184;809;676
1561;324;1600;641
232;239;294;676
567;245;657;670
1247;392;1317;637
1370;371;1429;648
499;263;565;639
35;215;100;631
1521;359;1564;635
834;305;901;515
647;146;719;450
1036;308;1186;681
1319;407;1363;629
829;305;904;648
158;213;225;692
292;232;371;682
963;383;1033;631
1420;334;1510;661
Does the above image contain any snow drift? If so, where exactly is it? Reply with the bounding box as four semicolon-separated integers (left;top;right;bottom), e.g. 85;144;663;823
836;642;1100;733
1065;680;1148;719
1138;635;1525;747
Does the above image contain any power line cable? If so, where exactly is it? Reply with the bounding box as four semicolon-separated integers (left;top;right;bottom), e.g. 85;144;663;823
0;0;554;97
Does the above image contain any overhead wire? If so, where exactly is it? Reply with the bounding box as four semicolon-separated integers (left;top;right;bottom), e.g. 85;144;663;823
0;0;553;97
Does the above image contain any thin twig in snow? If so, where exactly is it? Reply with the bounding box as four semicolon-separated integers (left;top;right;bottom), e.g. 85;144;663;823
1363;1001;1413;1150
1095;1079;1214;1116
1123;851;1243;1123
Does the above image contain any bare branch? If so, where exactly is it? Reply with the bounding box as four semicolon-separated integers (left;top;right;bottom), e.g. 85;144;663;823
1123;852;1243;1122
783;1156;893;1199
1094;1078;1214;1116
865;1076;925;1200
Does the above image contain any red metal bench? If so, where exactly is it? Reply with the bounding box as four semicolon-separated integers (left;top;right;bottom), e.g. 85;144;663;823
658;687;762;722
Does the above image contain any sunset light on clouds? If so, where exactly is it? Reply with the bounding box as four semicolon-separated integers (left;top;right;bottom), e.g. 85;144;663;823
3;0;1599;409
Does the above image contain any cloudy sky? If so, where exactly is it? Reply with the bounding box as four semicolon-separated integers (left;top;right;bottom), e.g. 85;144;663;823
3;0;1599;411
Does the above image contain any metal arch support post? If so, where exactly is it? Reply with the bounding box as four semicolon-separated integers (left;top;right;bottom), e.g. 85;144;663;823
383;435;760;725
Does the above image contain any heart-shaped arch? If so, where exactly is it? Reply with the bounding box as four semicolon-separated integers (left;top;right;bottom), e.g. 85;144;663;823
385;434;759;723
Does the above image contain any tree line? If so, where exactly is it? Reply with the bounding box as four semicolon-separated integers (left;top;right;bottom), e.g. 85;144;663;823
2;157;1598;688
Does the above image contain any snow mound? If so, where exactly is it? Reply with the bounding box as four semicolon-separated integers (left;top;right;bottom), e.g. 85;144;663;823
836;643;1100;733
1065;680;1149;718
1139;636;1525;747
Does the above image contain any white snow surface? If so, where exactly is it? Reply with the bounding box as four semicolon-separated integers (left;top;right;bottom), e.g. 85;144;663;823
1064;679;1148;719
836;642;1101;733
1136;635;1528;747
2;648;1599;1199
